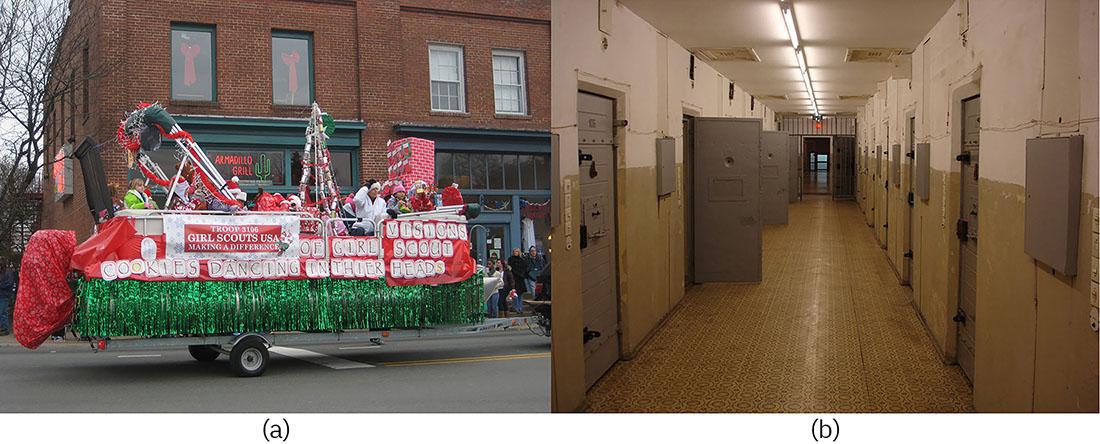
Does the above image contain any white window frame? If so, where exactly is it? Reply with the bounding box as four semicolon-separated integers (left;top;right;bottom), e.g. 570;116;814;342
491;49;527;115
429;44;466;113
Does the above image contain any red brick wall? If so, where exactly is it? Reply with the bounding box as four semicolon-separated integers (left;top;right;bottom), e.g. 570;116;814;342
40;0;549;239
397;5;551;132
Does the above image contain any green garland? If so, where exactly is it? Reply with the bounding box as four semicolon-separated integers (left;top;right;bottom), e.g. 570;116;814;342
73;273;485;337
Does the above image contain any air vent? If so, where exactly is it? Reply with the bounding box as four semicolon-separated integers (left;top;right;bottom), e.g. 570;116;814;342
844;48;911;63
838;95;873;100
693;47;760;62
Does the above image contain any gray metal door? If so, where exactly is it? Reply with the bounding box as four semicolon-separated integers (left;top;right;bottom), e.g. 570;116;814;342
577;91;620;388
956;95;980;383
788;135;800;202
693;117;762;282
832;137;855;198
761;131;789;225
906;117;916;284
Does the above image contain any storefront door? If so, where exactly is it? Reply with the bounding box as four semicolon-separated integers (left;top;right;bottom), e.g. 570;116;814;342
476;224;511;267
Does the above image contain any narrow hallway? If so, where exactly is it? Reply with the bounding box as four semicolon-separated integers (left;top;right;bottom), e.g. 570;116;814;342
586;196;973;412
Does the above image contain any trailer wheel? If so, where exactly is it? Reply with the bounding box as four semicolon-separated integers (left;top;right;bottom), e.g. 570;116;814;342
230;337;269;377
188;345;220;362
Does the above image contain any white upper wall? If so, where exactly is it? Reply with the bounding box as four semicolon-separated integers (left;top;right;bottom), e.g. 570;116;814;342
553;0;778;173
864;0;1097;193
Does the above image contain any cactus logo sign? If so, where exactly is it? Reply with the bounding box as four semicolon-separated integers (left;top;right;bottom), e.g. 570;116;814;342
212;150;282;185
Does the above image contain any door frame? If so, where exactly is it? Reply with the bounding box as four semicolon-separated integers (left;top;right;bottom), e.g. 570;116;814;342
577;79;626;369
944;72;982;365
802;136;832;195
682;110;698;286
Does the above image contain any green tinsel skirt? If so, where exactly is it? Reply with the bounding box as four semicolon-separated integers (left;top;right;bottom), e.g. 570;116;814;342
73;273;485;337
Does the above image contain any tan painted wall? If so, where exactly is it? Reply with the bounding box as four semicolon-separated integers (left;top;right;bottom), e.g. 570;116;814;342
550;0;778;412
854;0;1099;412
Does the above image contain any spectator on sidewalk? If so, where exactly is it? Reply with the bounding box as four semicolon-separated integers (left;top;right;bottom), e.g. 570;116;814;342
0;264;15;336
524;246;546;306
499;259;514;317
507;248;529;313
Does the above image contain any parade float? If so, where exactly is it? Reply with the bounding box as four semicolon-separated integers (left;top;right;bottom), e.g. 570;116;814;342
13;103;516;376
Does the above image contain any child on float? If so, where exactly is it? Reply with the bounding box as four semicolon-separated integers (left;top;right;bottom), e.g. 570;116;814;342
124;178;157;209
386;182;412;214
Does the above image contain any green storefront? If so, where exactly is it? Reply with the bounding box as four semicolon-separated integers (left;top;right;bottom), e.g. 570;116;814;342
140;115;365;199
394;125;552;267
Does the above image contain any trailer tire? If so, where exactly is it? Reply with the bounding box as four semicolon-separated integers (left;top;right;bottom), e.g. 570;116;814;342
230;337;269;377
188;345;220;362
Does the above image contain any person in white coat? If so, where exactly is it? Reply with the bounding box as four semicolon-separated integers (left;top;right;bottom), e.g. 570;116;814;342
352;181;387;235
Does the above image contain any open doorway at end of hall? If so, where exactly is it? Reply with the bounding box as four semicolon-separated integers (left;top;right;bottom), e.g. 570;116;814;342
803;137;831;195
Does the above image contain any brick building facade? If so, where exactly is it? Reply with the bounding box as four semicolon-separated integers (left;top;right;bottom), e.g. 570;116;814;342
43;0;551;262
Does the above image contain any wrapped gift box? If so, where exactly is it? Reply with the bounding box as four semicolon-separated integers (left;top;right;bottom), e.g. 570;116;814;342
386;137;435;187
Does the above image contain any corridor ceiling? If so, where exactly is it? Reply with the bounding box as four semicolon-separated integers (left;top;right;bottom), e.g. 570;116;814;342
619;0;954;115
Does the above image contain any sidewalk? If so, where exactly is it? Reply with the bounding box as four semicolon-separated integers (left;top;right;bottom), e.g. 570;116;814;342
0;333;86;349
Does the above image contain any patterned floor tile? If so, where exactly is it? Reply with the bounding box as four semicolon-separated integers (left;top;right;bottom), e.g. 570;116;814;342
585;196;975;412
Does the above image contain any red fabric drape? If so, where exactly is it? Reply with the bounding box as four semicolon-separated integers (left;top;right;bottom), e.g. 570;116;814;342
13;230;78;349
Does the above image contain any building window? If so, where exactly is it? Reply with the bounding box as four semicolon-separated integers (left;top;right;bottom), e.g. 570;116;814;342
492;50;526;115
435;151;551;191
171;24;215;102
82;45;89;121
272;31;313;106
429;44;465;112
68;71;75;140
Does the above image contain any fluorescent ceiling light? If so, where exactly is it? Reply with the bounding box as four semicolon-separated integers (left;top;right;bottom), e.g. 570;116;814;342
782;1;818;116
781;5;799;49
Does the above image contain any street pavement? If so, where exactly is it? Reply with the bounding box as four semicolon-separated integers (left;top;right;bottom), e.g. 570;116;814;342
0;329;549;412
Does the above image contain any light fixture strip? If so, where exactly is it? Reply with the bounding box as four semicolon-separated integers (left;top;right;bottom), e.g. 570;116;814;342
781;0;818;116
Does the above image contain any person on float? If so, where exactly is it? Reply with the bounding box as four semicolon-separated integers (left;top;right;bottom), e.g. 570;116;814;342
408;180;436;213
167;163;195;210
351;181;387;235
441;182;464;207
287;195;303;211
124;178;157;209
386;182;412;214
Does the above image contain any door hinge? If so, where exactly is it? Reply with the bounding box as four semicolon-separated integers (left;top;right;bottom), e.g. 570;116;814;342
883;223;888;228
904;250;913;258
907;192;914;206
953;309;967;324
955;219;969;242
906;151;915;159
955;152;972;163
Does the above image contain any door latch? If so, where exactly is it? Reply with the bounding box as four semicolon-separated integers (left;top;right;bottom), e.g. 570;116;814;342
583;327;602;344
953;309;967;324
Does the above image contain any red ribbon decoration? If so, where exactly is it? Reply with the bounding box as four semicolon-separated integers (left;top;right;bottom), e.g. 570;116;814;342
180;42;201;86
281;51;300;95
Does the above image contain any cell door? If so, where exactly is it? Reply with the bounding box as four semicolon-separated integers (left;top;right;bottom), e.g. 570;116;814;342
788;135;800;202
693;117;762;282
761;131;789;225
906;116;916;285
832;137;855;199
955;95;981;383
577;91;620;389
